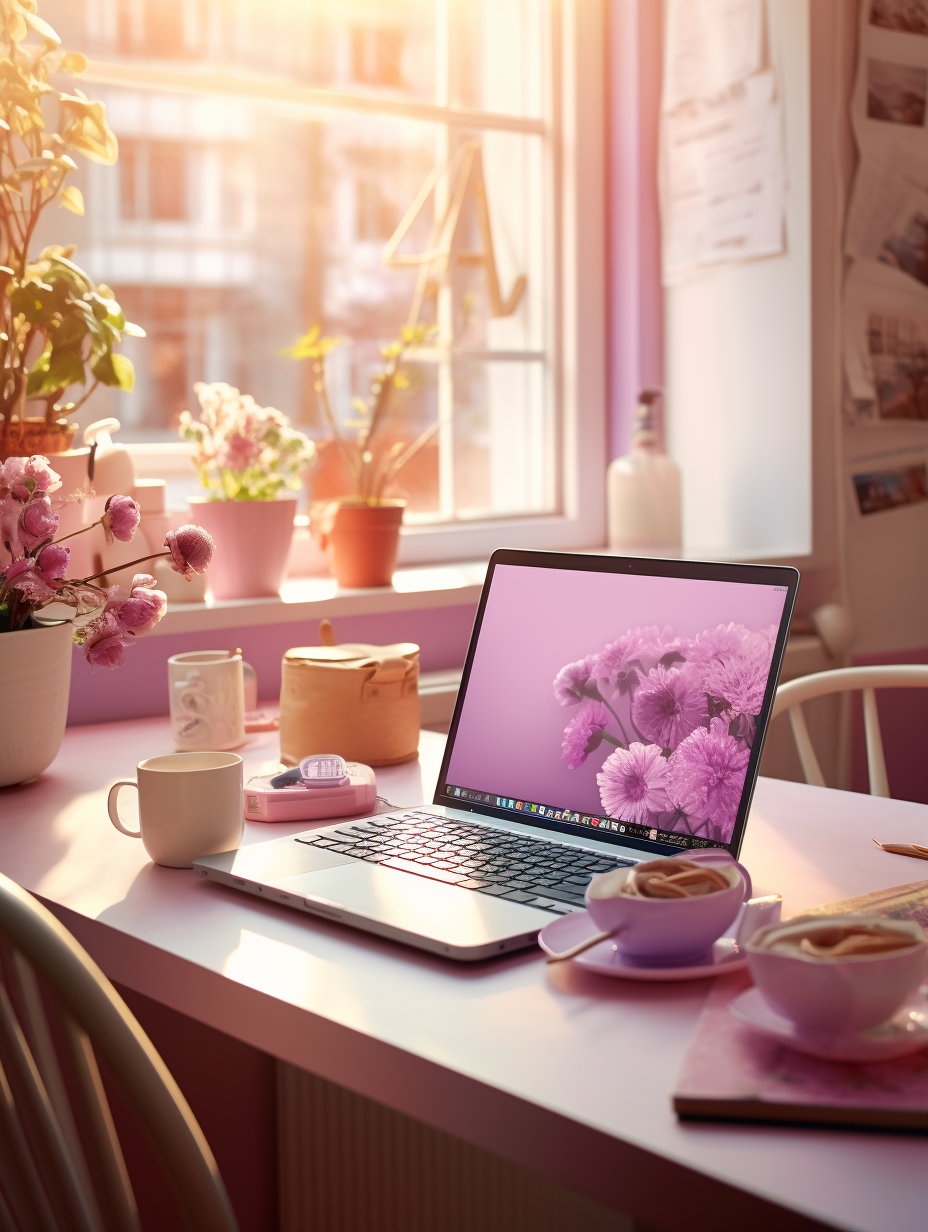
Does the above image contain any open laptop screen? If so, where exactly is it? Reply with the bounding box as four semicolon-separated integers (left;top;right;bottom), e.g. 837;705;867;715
436;551;798;859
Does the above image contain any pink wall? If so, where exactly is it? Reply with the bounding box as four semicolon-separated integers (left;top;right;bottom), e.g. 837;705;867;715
67;604;477;726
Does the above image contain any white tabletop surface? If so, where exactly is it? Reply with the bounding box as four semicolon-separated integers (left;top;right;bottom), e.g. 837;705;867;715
3;718;928;1232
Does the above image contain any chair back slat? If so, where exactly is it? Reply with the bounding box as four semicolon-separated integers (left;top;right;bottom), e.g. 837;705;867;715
0;983;102;1232
12;953;104;1218
0;1057;60;1232
774;665;928;795
862;687;890;798
61;1013;142;1232
787;705;826;787
0;874;239;1232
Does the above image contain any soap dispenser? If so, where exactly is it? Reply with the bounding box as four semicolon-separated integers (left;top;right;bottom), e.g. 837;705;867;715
607;388;682;555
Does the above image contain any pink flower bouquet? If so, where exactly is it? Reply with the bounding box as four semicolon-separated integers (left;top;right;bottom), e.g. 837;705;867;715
0;455;214;667
179;382;315;501
553;622;777;843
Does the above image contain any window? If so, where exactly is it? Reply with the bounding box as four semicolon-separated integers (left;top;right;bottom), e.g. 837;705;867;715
47;0;605;561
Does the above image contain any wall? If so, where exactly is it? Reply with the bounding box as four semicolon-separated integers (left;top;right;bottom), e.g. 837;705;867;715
67;605;477;726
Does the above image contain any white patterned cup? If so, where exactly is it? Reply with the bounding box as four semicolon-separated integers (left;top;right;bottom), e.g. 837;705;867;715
168;649;245;752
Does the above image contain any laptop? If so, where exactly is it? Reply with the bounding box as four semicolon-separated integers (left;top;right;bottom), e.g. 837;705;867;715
193;549;799;960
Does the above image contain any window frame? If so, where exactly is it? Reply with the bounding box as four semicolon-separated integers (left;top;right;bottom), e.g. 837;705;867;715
88;0;608;563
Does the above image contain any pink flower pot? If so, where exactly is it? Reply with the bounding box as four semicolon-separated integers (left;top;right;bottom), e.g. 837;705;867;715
188;497;297;600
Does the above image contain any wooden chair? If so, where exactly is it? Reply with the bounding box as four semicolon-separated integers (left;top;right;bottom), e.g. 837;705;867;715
772;665;928;797
0;870;239;1232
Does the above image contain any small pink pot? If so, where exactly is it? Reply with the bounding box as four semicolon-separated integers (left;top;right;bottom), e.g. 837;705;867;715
188;497;297;600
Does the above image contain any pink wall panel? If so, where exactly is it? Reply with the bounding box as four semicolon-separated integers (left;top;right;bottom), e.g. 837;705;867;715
67;604;478;726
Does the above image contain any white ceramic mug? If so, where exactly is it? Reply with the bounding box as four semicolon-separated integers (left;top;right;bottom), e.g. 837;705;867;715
107;752;244;868
168;650;245;752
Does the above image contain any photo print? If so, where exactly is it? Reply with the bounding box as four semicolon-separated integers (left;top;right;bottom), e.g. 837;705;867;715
867;311;928;419
853;462;928;514
867;59;928;126
879;204;928;286
871;1;928;35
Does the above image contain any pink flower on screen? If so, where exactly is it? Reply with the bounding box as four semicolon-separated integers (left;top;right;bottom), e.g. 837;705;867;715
690;623;751;668
597;742;670;824
102;494;141;544
593;629;651;682
631;665;707;749
668;721;750;832
18;496;59;548
704;649;769;718
560;702;611;769
164;524;214;578
35;541;70;581
553;656;596;706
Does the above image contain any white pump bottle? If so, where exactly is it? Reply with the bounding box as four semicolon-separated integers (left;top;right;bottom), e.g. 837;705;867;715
607;389;682;556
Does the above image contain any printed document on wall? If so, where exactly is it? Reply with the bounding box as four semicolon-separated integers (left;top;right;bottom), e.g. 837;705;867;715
660;70;785;286
663;0;765;110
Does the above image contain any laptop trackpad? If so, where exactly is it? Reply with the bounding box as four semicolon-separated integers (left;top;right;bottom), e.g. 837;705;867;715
268;861;545;947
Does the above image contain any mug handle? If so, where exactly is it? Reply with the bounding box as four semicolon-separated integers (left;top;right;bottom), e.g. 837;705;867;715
685;848;753;900
107;781;142;838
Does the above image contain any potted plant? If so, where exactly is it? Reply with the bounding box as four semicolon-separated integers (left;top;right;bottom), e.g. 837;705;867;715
0;453;214;786
285;324;434;588
0;2;143;460
179;381;315;599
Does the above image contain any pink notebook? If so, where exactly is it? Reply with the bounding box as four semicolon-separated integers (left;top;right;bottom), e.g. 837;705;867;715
673;880;928;1130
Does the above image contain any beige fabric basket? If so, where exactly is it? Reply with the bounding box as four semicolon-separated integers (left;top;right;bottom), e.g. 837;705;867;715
279;620;420;767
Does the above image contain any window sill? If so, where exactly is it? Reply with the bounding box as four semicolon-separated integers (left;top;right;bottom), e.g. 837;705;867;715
150;560;488;636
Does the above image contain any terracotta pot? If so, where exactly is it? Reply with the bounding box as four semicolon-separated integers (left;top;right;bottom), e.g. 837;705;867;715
318;499;405;589
188;497;297;600
0;622;73;787
0;417;78;461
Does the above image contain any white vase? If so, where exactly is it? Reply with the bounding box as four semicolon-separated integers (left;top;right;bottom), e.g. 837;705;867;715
0;622;74;788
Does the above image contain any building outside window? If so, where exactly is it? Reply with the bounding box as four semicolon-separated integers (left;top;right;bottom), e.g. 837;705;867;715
40;0;605;556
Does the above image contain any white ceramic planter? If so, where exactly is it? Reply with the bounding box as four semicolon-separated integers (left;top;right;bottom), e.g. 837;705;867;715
0;622;74;788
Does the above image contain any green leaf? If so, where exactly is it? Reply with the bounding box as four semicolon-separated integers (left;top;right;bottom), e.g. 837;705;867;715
92;351;134;391
59;185;84;215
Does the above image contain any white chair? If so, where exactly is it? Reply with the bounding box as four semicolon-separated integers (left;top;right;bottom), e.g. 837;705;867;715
0;871;239;1232
772;665;928;797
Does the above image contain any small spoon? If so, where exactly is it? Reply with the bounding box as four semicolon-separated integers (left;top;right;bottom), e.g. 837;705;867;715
545;927;617;963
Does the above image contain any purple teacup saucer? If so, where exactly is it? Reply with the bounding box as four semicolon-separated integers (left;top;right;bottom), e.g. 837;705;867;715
538;908;748;981
729;986;928;1062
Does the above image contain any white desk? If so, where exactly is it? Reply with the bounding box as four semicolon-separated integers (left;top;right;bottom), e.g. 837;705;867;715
3;717;928;1232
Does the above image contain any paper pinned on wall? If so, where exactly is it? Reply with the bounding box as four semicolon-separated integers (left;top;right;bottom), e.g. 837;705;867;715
660;70;785;286
842;0;928;426
663;0;765;111
843;258;928;423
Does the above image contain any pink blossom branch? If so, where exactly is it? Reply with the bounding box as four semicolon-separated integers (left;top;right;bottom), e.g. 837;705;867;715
80;551;171;585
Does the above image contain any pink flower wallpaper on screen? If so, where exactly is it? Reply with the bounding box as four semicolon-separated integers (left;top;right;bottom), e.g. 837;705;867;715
445;565;789;844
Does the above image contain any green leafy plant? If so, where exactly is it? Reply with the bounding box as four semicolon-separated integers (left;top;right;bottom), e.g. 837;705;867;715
0;0;143;436
285;323;436;503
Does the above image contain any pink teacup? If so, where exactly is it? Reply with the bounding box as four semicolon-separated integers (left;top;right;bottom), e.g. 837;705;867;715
585;850;753;964
746;914;928;1034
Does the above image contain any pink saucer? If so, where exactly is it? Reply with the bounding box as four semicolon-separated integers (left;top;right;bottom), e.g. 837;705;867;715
729;986;928;1062
538;908;748;981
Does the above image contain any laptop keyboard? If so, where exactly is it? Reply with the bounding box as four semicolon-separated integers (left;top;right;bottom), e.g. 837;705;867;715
295;810;636;914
